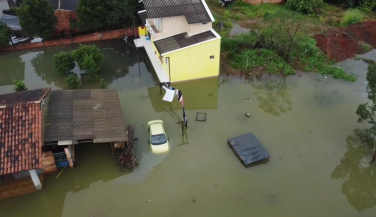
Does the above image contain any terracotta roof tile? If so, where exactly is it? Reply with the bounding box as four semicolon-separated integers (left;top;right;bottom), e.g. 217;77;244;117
0;88;50;175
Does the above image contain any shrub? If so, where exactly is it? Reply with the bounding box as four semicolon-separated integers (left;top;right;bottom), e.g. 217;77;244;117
341;9;364;26
65;74;80;89
72;44;104;78
13;80;27;92
0;23;11;47
359;42;373;53
53;52;75;75
286;0;324;14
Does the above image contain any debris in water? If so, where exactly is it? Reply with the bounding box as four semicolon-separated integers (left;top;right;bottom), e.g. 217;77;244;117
192;196;196;202
46;123;52;127
245;113;250;117
74;186;80;189
244;98;251;101
214;183;218;187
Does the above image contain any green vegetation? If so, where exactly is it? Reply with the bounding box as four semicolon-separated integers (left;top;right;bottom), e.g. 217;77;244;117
359;42;373;53
286;0;324;14
341;9;364;26
0;23;10;47
16;0;57;39
13;80;27;92
324;0;376;12
53;52;76;75
65;74;80;89
221;14;356;81
356;59;376;163
100;79;108;89
76;0;136;31
72;44;105;78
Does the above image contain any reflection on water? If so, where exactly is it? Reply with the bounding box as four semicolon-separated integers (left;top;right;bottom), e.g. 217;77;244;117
331;129;376;212
0;55;24;86
252;75;293;116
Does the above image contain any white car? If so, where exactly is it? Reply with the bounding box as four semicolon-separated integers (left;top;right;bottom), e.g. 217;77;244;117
147;120;169;153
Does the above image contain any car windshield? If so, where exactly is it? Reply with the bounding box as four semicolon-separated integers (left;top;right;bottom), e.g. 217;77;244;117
151;134;167;145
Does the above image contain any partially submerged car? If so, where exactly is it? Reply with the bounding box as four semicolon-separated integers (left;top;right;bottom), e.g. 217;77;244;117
147;120;169;153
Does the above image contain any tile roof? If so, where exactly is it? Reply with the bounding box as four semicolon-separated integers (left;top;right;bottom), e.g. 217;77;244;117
154;30;216;54
0;88;50;107
142;0;213;24
0;88;51;175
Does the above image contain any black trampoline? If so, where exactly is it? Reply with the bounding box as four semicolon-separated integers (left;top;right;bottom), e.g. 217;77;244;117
228;133;270;167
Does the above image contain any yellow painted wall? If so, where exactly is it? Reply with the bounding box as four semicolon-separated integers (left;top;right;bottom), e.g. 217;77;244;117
162;38;221;83
138;27;146;36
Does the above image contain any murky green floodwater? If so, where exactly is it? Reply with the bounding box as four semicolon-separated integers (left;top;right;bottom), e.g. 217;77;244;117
0;40;376;217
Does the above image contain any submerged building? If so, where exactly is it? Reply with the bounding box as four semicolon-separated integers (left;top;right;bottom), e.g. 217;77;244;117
135;0;221;83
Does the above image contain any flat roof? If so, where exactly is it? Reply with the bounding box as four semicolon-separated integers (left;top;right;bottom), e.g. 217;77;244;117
154;30;216;55
44;90;127;145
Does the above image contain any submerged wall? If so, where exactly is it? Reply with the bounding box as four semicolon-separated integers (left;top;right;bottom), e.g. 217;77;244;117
0;27;138;51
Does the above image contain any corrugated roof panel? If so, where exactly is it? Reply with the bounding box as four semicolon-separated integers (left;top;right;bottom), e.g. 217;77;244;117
143;0;212;24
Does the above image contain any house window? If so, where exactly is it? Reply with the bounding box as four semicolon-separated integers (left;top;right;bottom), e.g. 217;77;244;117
210;55;214;59
165;57;169;64
202;22;207;25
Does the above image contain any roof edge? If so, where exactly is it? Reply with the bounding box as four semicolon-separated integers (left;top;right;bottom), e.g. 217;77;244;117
201;0;215;22
160;30;220;56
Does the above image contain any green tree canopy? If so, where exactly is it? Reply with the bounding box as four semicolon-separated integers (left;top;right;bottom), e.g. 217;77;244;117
53;52;76;75
0;23;11;47
76;0;137;31
72;44;104;78
16;0;57;39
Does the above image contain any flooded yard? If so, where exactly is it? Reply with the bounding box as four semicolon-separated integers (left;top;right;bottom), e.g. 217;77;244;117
0;40;375;217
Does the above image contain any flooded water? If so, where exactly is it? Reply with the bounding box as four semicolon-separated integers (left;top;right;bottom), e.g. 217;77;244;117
0;40;376;217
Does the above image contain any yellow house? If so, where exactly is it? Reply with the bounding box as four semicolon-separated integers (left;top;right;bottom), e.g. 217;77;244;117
135;0;221;83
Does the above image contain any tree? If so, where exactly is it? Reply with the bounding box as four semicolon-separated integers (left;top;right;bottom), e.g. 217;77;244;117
16;0;57;39
13;80;27;92
76;0;136;31
53;52;75;75
0;23;11;47
72;44;104;78
356;60;376;163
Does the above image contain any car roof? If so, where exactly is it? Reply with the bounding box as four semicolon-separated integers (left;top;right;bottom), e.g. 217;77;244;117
150;123;164;135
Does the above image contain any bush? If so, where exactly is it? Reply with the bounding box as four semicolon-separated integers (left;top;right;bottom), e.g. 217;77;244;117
341;9;364;26
0;23;10;47
53;52;75;75
286;0;324;14
65;74;80;89
13;80;27;92
72;44;104;78
359;42;373;53
232;49;295;75
16;0;57;39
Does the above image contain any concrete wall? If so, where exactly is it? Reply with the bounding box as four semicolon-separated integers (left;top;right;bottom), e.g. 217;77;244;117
163;37;221;83
0;27;138;51
149;16;212;40
242;0;284;4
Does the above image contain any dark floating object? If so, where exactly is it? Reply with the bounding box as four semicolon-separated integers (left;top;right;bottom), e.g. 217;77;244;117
244;98;251;101
245;113;250;117
228;133;270;167
196;112;207;122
